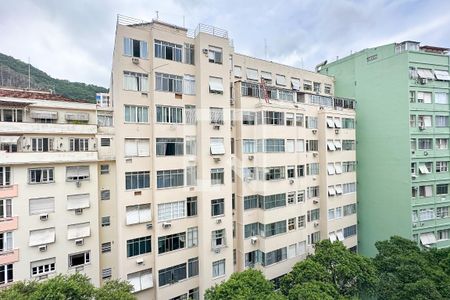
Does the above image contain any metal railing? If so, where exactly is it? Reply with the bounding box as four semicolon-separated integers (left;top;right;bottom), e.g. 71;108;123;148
193;23;228;39
117;14;151;27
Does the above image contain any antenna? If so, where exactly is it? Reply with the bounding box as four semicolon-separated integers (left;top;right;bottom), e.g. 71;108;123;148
28;57;31;89
264;38;268;60
156;10;159;20
183;16;185;27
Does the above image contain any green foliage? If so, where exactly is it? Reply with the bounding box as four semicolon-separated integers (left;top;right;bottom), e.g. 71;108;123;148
205;269;283;300
0;52;107;102
0;274;135;300
287;281;340;300
374;236;450;300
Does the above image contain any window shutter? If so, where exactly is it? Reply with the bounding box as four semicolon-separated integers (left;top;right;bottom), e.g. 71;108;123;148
29;197;55;215
67;194;90;210
67;222;91;240
29;228;56;246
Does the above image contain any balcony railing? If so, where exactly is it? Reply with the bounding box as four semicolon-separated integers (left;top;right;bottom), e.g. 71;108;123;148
0;185;18;198
0;217;18;232
0;249;19;265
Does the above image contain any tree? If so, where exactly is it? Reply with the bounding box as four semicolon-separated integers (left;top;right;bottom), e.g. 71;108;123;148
0;274;135;300
374;236;450;300
287;281;340;300
204;269;284;300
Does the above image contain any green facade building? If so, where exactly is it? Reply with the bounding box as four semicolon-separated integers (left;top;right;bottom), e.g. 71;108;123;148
320;41;450;256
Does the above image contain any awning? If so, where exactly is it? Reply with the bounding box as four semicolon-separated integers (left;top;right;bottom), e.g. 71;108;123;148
0;136;20;144
327;141;336;151
334;140;342;150
326;118;335;128
65;113;89;121
234;66;242;78
276;75;286;85
210;139;225;155
434;70;450;81
327;164;335;175
335;164;343;174
328;186;336;196
334;118;342;128
261;71;272;81
335;185;343;194
329;233;337;242
30;110;58;119
29;228;56;246
420;232;437;245
67;193;90;210
291;79;301;91
336;231;345;241
417;68;434;79
418;165;430;174
67;222;91;240
246;68;258;81
209;77;224;93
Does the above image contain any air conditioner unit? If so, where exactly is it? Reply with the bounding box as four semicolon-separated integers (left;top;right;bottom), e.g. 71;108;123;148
312;152;318;157
312;129;317;134
335;129;340;134
419;125;425;131
313;200;319;204
75;208;83;215
39;213;49;221
230;99;235;105
76;180;81;188
420;78;427;84
75;238;84;246
248;155;254;161
213;125;220;130
38;245;47;252
214;248;221;253
412;174;417;179
132;57;139;64
213;157;221;163
412;223;417;228
136;258;144;265
250;237;258;244
162;222;172;229
216;219;222;224
202;48;208;55
289;179;294;184
146;223;153;229
314;222;319;227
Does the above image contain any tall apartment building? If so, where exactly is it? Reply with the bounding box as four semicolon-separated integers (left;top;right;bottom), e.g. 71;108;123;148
321;41;450;256
0;88;108;286
110;15;356;299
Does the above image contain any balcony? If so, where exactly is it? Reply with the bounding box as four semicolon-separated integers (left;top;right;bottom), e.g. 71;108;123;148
0;121;97;135
0;151;98;165
0;185;18;198
0;249;19;265
0;217;18;232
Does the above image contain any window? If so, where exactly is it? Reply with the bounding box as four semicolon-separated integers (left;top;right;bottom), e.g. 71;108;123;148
0;199;12;219
324;84;332;94
419;185;433;197
298;215;306;228
342;140;356;151
209;77;224;94
211;229;226;248
187;197;197;217
68;138;88;152
307;163;319;175
244;222;263;238
437;206;449;218
155;73;183;93
124;37;147;58
265;220;287;237
288;218;296;231
275;74;286;86
306;140;319;152
342;118;355;129
157;169;184;189
343;203;357;216
263;247;287;266
210;107;224;125
295;113;304;127
343;225;357;238
0;109;22;122
436;115;449;127
154;39;182;62
435;92;449;104
69;251;90;267
31;138;53;152
98;114;113;127
307;186;320;199
438;229;450;241
419;208;434;221
102;268;112;280
186;166;197;186
210;138;225;156
212;259;225;278
208;46;222;64
410;115;416;127
128;269;153;292
262;166;285;181
29;168;54;184
100;164;109;175
262;193;286;209
260;139;285;152
307;209;320;222
0;232;12;252
125;171;150;190
436;138;448;150
185;136;197;156
342;161;357;172
242;139;256;154
157;201;185;222
66;194;89;211
308;231;321;245
101;242;111;253
185;105;196;124
418;115;432;127
124;138;150;157
303;80;312;91
418;138;433;150
287;166;295;179
101;216;110;227
156;138;184;156
343;182;356;194
159;263;186;287
436;161;448;173
287;192;296;204
286;139;295;153
244;195;259;210
156;105;183;124
263;111;284;125
126;204;151;225
100;138;111;147
297;190;305;203
127;236;151;257
234;65;242;78
188;257;199;278
183;74;196;95
187;227;198;248
31;258;55;277
328;208;336;220
158;232;186;254
211;199;225;216
124;105;149;123
437;184;448;195
241;82;260;97
0;264;13;285
211;168;224;185
123;71;149;92
242;111;256;125
417;92;432;103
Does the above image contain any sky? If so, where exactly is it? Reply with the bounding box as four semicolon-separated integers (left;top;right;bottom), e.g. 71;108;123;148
1;0;449;88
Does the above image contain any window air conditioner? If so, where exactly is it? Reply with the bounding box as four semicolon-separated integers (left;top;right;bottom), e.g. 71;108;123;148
162;222;172;229
313;200;319;204
314;222;319;227
312;129;317;134
75;238;84;246
420;78;427;84
248;155;254;161
213;157;221;163
202;48;208;55
216;219;222;224
214;248;221;253
39;213;49;221
38;245;48;252
312;152;319;157
75;208;83;215
289;179;295;184
146;223;153;229
250;237;258;244
136;258;144;265
132;57;139;64
76;180;81;188
213;125;220;130
335;129;340;134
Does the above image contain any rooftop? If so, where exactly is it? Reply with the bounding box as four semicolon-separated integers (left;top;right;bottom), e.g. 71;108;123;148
0;88;90;103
